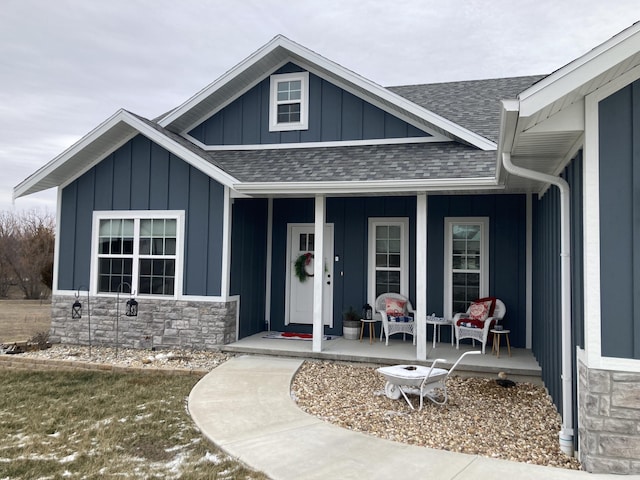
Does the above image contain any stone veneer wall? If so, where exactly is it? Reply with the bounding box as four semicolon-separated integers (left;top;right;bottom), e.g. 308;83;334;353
51;295;237;350
578;358;640;474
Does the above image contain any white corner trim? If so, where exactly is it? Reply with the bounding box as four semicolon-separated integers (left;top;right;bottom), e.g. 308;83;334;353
220;187;233;298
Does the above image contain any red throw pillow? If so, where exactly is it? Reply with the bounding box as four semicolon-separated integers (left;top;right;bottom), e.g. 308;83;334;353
468;301;490;322
475;296;497;316
385;297;406;316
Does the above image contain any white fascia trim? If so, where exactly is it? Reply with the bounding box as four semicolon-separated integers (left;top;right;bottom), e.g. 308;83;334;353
161;34;495;151
233;178;502;196
118;111;239;187
186;135;449;151
158;36;289;127
14;109;240;200
519;22;640;117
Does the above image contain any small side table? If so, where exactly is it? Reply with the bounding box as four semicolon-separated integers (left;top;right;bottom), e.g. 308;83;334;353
426;316;453;348
491;329;511;357
360;319;377;344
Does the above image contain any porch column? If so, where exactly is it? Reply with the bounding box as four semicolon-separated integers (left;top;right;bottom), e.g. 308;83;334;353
312;195;325;353
416;193;428;360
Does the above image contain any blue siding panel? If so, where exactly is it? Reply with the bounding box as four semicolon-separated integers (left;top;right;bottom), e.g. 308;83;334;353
189;64;431;145
112;144;131;210
94;156;114;210
130;135;151;210
321;81;342;141
206;181;224;296
57;184;78;290
599;83;638;358
149;143;170;210
230;198;268;338
58;135;224;297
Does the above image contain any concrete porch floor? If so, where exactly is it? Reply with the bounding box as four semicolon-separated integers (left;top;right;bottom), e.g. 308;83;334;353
222;332;542;384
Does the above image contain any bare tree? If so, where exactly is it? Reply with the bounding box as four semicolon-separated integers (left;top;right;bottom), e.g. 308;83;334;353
0;210;55;299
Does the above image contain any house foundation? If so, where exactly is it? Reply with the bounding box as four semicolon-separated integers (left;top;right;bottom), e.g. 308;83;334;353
578;358;640;474
50;295;237;350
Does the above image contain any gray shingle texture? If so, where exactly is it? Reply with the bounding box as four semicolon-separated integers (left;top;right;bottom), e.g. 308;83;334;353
388;75;545;143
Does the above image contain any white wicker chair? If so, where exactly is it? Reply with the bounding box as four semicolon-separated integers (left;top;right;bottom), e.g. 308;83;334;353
375;293;415;346
453;299;506;354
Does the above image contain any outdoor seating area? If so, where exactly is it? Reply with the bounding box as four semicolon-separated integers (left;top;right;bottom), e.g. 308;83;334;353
375;293;416;346
454;298;507;354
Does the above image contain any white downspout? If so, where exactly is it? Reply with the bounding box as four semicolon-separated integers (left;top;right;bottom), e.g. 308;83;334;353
502;152;574;457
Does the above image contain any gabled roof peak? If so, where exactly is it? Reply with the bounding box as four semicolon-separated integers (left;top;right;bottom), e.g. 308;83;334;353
157;35;496;150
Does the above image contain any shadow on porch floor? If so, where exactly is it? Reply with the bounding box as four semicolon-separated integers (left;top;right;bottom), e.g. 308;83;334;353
222;332;542;384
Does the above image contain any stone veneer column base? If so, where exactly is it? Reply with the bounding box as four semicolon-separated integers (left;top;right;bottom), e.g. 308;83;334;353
50;295;237;350
578;358;640;474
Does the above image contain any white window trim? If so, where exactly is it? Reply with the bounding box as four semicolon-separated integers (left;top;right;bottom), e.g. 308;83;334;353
269;71;309;132
444;217;489;319
90;210;185;299
367;217;409;309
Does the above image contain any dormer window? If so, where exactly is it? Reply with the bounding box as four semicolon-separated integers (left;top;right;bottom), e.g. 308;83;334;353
269;72;309;131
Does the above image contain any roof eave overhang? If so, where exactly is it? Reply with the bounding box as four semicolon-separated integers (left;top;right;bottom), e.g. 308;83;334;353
158;35;496;151
232;177;502;197
13;110;238;200
519;21;640;117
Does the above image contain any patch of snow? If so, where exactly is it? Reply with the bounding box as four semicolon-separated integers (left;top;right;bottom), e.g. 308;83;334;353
59;452;77;464
203;451;222;465
165;451;189;474
48;431;61;438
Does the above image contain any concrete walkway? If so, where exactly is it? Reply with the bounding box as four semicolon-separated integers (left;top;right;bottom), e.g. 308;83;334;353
188;355;633;480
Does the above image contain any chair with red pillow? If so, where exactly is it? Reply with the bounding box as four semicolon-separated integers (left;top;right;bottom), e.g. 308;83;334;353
375;293;415;346
453;297;506;354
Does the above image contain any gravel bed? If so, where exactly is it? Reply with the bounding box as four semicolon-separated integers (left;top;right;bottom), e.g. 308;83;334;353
14;346;581;470
12;344;231;370
291;360;582;470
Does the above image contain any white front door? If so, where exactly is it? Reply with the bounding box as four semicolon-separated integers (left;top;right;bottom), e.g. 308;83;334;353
286;224;334;326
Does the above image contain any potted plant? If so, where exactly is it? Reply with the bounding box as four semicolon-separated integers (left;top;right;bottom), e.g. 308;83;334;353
342;306;361;340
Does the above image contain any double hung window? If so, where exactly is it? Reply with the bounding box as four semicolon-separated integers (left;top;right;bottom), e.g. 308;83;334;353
444;217;489;318
94;212;182;296
368;218;409;301
269;72;309;131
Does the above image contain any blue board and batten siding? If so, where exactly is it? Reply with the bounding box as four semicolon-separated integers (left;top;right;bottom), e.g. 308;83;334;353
188;63;428;145
261;194;527;343
599;79;640;359
57;135;225;296
531;151;584;423
427;195;527;346
230;198;268;338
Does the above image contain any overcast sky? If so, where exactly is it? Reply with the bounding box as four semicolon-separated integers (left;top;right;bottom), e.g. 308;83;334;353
2;0;638;213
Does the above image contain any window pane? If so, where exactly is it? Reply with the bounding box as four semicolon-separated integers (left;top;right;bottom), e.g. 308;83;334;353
299;234;306;251
388;225;401;239
140;219;152;236
122;238;133;255
122;219;134;237
376;225;388;239
388;239;400;254
139;238;151;255
139;276;151;294
376;239;387;254
308;234;314;252
376;253;387;268
165;260;175;276
388;254;401;268
140;259;151;275
452;255;465;269
152;219;164;236
165;238;176;256
152;238;163;255
165;220;176;236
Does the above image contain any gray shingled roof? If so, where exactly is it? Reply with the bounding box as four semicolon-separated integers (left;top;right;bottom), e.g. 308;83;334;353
388;75;545;143
205;143;496;183
133;76;545;185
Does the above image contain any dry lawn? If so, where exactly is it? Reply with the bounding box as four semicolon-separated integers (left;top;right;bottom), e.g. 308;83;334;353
0;299;51;343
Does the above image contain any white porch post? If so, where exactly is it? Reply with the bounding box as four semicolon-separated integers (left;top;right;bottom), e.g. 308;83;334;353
312;195;326;353
416;194;428;360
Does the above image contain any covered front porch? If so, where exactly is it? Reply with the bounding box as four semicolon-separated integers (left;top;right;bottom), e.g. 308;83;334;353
223;332;542;384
